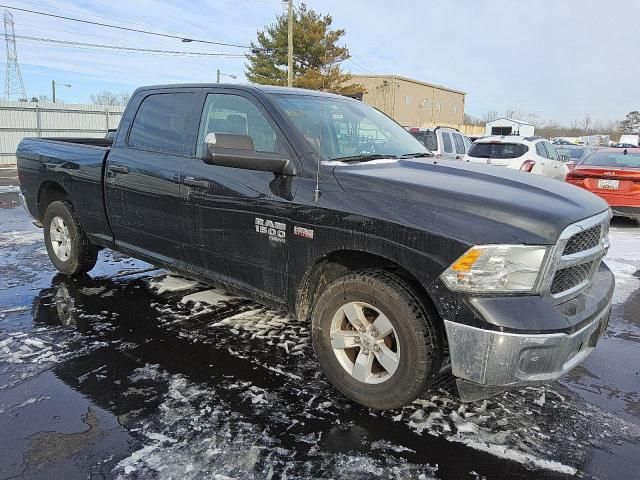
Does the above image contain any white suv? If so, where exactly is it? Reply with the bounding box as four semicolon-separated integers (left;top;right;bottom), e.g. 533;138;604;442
408;127;472;161
463;136;569;180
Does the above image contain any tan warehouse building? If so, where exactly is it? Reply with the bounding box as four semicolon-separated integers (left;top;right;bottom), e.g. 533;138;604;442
352;75;466;128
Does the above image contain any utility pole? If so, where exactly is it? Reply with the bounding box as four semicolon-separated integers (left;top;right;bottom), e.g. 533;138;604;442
51;80;71;103
286;0;293;87
216;69;220;83
3;10;27;100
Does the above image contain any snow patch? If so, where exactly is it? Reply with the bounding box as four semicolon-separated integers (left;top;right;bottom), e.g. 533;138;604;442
150;275;201;295
180;288;232;306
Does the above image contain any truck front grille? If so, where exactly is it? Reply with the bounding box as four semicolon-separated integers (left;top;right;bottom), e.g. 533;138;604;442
543;211;611;302
550;262;594;295
562;224;602;255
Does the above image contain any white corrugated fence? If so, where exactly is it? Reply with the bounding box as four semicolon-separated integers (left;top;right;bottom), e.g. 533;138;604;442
0;100;124;166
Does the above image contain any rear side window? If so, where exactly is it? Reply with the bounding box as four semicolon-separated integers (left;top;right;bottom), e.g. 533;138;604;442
452;133;465;154
128;93;198;156
543;142;559;160
468;142;529;159
535;142;547;157
441;132;453;153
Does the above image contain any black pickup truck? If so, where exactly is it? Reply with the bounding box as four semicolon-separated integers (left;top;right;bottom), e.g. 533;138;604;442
17;84;614;409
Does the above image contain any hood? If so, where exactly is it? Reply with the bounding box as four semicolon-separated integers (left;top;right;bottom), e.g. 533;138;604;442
332;159;609;245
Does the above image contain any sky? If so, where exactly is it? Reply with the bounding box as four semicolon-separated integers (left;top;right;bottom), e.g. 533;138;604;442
3;0;638;125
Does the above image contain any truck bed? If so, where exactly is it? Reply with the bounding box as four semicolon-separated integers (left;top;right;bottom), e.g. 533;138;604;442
17;137;113;245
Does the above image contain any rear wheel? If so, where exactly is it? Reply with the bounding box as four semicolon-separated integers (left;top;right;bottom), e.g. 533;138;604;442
311;269;443;410
43;200;99;275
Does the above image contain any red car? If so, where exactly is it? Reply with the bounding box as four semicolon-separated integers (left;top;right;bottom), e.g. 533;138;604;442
566;148;640;221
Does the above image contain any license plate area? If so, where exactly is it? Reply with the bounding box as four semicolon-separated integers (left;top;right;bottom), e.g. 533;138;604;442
598;179;619;190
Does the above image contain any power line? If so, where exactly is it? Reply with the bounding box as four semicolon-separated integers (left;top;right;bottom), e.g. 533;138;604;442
0;3;252;49
347;58;375;74
14;35;247;57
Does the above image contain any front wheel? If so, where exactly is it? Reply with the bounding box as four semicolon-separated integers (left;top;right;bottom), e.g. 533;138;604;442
43;200;99;275
311;270;443;410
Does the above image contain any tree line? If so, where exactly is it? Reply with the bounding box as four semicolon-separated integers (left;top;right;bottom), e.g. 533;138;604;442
465;110;639;139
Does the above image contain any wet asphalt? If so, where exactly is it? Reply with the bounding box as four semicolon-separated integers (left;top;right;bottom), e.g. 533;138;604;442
0;168;639;480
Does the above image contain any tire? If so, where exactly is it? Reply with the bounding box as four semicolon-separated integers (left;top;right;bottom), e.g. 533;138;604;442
311;269;443;410
43;200;99;275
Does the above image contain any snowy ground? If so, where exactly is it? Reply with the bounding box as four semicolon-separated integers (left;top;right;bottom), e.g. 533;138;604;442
0;182;639;479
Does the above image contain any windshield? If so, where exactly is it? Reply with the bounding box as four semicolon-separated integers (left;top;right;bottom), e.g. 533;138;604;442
410;130;438;151
581;151;640;168
272;94;428;160
467;142;528;159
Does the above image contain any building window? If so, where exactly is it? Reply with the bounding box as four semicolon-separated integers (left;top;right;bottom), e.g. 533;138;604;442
422;99;432;109
435;102;441;111
452;104;458;113
405;95;413;106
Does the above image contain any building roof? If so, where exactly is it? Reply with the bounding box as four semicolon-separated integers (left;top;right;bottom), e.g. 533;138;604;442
486;117;535;126
351;74;466;96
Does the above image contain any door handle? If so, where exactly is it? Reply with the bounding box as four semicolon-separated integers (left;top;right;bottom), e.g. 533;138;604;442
108;164;129;174
183;176;210;189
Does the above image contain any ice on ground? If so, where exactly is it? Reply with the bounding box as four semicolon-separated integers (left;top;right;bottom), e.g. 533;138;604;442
0;230;41;247
150;275;201;295
180;289;233;306
0;185;19;193
606;227;640;304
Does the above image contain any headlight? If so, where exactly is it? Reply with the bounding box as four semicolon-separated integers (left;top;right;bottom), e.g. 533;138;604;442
441;245;548;293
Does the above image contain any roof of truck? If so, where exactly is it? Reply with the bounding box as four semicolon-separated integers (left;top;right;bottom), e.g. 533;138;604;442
135;83;351;99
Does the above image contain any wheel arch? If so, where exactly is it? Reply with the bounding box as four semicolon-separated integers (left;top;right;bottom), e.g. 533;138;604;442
295;249;442;324
37;180;69;221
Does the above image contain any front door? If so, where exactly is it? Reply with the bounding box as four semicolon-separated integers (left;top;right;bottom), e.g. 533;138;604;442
182;90;297;301
105;89;201;265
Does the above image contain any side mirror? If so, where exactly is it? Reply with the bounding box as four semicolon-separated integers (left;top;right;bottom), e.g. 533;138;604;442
566;161;577;171
203;132;296;176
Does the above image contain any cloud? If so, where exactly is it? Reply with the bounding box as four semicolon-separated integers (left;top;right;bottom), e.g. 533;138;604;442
7;0;638;123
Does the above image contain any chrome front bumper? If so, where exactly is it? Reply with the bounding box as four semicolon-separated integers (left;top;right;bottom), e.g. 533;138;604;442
444;300;612;402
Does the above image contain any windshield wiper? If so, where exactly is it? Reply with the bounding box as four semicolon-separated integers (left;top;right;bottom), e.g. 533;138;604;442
334;154;398;163
399;152;433;158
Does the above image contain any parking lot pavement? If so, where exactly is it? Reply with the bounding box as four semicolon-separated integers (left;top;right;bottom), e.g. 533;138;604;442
1;182;639;479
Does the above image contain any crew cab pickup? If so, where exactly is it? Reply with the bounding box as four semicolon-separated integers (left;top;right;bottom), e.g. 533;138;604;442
17;84;614;409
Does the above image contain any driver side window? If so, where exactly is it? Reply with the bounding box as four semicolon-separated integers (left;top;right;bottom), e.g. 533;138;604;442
198;93;280;156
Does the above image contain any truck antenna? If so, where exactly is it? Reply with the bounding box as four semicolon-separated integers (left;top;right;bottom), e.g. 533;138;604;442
314;153;321;201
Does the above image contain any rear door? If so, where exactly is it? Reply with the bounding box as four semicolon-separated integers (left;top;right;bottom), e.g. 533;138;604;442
105;89;201;264
182;89;296;300
542;141;568;179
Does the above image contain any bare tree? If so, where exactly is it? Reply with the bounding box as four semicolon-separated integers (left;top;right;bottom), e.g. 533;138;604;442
582;114;592;134
483;109;499;123
90;90;131;106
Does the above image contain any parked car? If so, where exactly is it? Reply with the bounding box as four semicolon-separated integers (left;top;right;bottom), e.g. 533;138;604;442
463;136;569;180
17;84;614;409
552;138;575;146
408;126;471;160
613;142;638;149
566;148;640;221
555;145;595;171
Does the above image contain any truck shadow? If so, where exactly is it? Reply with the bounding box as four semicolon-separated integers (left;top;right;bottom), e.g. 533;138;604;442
25;272;625;480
